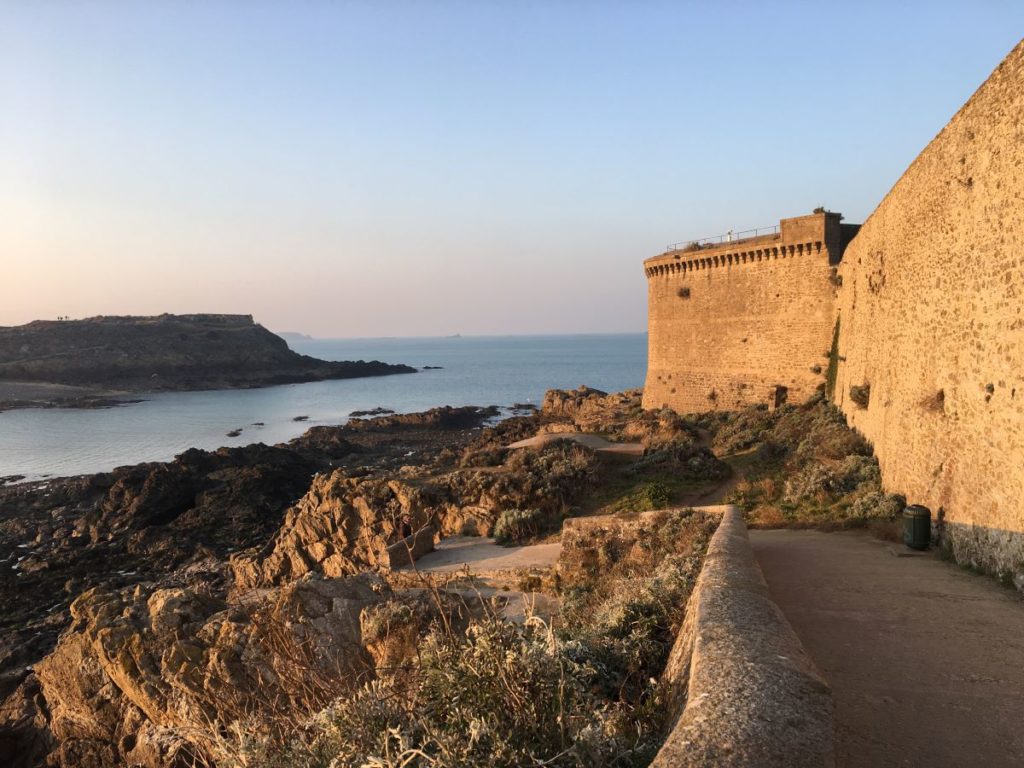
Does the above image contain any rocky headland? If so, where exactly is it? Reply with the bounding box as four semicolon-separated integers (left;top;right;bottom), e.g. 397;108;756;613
0;314;415;410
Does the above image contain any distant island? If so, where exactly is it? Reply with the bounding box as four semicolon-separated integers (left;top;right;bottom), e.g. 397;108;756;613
0;314;416;410
275;331;314;341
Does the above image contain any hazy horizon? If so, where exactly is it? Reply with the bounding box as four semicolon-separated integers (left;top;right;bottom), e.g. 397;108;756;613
3;2;1022;336
276;328;649;340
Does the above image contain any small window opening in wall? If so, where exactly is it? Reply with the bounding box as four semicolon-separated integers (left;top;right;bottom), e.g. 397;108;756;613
677;287;691;299
772;385;789;410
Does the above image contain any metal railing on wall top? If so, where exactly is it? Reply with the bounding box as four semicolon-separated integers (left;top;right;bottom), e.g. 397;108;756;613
666;225;779;253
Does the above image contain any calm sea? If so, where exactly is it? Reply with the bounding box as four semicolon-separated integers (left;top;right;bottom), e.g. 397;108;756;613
0;334;646;480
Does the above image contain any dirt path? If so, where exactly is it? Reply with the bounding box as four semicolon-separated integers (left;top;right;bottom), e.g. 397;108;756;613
506;431;644;456
750;529;1024;767
403;535;561;573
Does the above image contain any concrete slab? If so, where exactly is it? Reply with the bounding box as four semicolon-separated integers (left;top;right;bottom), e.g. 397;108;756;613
751;528;1024;767
401;535;561;573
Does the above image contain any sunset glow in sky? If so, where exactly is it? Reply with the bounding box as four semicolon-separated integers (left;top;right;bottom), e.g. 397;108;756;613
3;2;1022;336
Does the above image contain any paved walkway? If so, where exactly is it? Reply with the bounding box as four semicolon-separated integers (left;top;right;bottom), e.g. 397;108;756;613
411;505;734;575
750;529;1024;768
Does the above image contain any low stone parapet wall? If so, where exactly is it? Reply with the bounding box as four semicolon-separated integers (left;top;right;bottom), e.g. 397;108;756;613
653;506;834;767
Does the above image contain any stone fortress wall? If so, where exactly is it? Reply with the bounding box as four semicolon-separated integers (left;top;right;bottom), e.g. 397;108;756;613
642;213;857;413
834;40;1024;582
644;39;1024;582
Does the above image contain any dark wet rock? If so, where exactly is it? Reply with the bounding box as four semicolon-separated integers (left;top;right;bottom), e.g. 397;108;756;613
349;407;396;417
345;405;500;432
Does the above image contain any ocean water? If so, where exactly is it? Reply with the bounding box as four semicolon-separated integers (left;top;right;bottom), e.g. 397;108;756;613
0;334;646;480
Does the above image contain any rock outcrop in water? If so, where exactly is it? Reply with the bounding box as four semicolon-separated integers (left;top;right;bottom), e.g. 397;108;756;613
0;314;415;408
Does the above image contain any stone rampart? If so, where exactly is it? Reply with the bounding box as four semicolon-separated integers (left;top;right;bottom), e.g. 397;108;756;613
652;506;833;767
643;213;851;413
834;40;1024;582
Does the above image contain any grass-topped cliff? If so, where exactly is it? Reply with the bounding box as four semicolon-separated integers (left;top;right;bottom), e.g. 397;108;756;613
0;314;415;397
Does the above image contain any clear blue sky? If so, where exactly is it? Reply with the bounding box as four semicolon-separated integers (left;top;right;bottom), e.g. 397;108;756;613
2;2;1021;336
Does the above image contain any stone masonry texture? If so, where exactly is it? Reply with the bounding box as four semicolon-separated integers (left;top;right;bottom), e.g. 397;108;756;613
834;40;1024;583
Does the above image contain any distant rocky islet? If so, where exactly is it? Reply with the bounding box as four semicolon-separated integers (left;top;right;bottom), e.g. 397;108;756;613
0;313;416;411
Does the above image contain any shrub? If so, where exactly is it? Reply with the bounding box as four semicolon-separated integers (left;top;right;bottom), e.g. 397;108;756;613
361;599;419;644
783;455;879;504
493;507;548;543
825;318;841;399
623;408;699;449
452;441;598;531
848;491;906;520
849;383;871;409
560;511;715;710
609;480;671;513
712;398;886;526
710;404;776;455
681;447;732;482
503;441;599;500
459;446;509;468
631;445;731;487
288;619;650;768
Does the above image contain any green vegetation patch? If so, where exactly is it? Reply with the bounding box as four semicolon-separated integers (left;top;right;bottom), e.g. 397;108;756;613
825;317;841;400
707;396;904;528
492;507;552;543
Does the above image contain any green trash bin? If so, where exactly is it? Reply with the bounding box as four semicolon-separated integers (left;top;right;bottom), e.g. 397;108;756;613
903;505;931;550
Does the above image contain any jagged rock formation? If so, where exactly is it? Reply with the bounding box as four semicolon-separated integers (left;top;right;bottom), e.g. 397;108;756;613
0;403;530;679
0;314;415;399
541;386;697;447
232;438;601;588
541;385;639;427
0;389;739;766
231;471;441;588
10;574;388;768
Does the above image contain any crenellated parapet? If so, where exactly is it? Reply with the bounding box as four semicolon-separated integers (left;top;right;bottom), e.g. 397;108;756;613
644;238;826;279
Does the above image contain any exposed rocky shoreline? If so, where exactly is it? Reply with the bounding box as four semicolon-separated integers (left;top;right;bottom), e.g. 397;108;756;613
0;314;415;411
0;384;903;766
0;385;716;766
0;393;614;765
